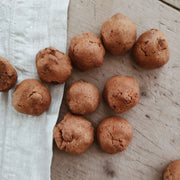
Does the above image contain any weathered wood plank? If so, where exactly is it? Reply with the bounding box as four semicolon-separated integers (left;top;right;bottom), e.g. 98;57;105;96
51;0;180;179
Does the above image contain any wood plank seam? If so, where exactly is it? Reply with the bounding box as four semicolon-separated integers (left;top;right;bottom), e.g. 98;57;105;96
158;0;180;11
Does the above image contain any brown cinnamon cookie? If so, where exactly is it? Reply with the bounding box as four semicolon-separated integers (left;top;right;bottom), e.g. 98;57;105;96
36;47;72;83
103;75;139;114
132;29;170;69
97;116;133;154
0;57;17;91
69;32;105;71
163;160;180;180
66;81;100;115
13;79;51;116
53;112;94;154
101;13;137;55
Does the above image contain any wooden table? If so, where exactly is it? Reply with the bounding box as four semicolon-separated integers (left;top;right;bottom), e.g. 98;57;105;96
51;0;180;179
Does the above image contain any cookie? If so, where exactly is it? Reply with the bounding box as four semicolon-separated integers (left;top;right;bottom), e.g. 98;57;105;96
53;112;94;154
69;32;105;71
101;13;137;55
13;79;51;116
132;29;170;69
103;75;139;114
163;160;180;180
0;57;17;91
36;47;72;83
66;81;100;115
97;116;133;154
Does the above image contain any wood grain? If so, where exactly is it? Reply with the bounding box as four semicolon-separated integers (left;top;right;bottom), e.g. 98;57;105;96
51;0;180;179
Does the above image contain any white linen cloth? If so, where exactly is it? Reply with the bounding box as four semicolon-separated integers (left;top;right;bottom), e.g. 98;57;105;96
0;0;69;179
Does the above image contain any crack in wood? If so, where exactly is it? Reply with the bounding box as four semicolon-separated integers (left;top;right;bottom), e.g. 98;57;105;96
159;0;180;11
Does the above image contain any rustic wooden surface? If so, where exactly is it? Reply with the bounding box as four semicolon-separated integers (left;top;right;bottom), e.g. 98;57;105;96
51;0;180;179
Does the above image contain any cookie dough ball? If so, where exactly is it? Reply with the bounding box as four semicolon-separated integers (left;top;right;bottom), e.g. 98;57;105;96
103;75;139;114
66;81;100;115
101;13;137;55
36;47;72;83
0;57;17;91
163;160;180;180
132;29;170;69
13;79;51;116
69;32;105;71
97;117;133;154
53;112;94;154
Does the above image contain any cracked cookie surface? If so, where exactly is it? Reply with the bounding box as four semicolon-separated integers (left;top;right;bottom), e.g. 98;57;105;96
97;116;133;154
66;81;100;115
101;13;137;55
69;32;105;71
0;56;17;91
13;79;51;116
132;29;170;69
36;47;72;84
53;112;94;154
103;75;139;114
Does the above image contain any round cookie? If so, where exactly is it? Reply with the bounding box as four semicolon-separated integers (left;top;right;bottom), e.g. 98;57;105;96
66;81;100;115
163;160;180;180
97;116;133;154
36;47;72;83
101;13;137;55
69;32;105;71
103;75;139;114
132;29;170;69
13;79;51;116
0;57;17;91
53;112;94;154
